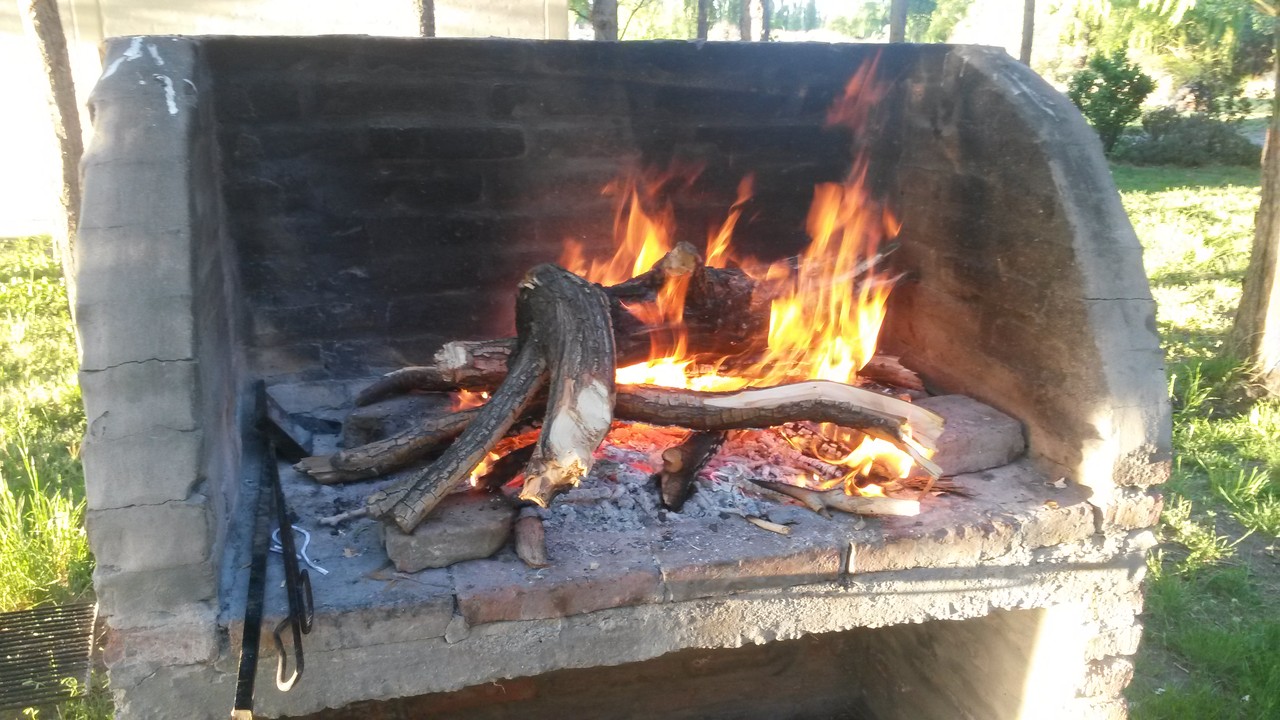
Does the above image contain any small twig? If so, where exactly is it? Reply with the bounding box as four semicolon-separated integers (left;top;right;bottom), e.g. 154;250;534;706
317;507;368;527
745;516;791;535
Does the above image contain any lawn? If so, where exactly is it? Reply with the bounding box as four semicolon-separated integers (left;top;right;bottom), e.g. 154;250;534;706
3;165;1279;717
1113;164;1280;720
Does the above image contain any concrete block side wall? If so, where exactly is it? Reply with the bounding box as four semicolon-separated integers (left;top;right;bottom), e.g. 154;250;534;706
880;47;1170;503
76;35;238;700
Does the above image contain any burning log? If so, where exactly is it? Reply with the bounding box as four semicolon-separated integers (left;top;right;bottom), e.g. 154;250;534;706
515;265;617;508
655;430;727;511
614;381;943;477
364;334;547;533
513;506;549;568
473;442;537;492
368;264;616;531
751;479;921;518
352;243;774;406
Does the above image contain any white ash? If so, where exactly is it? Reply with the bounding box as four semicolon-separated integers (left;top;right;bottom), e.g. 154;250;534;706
537;427;814;534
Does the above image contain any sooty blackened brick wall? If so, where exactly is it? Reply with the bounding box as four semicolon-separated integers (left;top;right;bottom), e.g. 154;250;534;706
207;37;935;380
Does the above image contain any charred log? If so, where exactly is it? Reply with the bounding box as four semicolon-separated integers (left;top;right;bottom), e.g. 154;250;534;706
655;430;726;511
365;331;547;532
295;408;479;484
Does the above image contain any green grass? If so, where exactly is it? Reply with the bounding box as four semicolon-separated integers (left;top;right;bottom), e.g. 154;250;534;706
1114;164;1280;719
0;236;105;718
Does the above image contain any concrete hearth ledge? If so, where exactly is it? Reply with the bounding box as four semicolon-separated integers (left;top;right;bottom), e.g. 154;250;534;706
203;448;1156;718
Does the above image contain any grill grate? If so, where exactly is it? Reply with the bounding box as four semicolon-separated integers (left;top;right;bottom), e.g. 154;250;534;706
0;602;96;711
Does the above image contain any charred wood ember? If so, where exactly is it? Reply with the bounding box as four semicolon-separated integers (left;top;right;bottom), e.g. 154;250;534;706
472;439;538;493
514;265;618;508
655;430;727;511
750;478;921;517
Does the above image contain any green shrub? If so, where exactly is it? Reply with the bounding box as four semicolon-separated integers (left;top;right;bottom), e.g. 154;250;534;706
1112;108;1260;167
1067;49;1156;153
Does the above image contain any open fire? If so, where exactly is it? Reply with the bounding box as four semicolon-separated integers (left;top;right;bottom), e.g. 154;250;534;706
295;56;947;559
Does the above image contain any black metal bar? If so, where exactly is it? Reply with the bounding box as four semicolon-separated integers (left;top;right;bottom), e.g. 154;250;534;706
232;386;275;720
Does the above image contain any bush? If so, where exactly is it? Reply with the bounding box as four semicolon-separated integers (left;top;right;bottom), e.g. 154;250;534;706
1111;107;1260;167
1067;49;1156;153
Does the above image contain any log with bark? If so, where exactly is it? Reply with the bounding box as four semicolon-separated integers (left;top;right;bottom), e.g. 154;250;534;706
514;265;617;508
514;506;549;568
655;430;727;511
614;381;943;477
367;264;616;531
363;330;547;532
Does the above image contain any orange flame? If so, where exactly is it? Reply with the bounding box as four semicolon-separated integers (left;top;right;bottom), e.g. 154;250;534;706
566;58;915;491
452;389;490;411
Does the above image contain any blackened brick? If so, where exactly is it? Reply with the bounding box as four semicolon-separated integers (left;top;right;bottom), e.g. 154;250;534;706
368;127;526;160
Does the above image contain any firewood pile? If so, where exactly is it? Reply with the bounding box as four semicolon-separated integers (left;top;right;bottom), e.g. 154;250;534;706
293;242;946;566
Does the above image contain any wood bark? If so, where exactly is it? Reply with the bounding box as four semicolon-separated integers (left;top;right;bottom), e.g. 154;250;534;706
365;332;548;531
656;431;726;511
514;506;550;568
889;0;908;43
592;0;619;40
760;0;772;42
738;0;751;40
858;354;925;392
295;408;479;484
1019;0;1035;65
614;381;943;476
516;265;618;507
1230;22;1280;394
696;0;710;39
19;0;82;322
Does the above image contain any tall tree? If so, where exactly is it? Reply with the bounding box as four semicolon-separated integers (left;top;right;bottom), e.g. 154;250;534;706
890;0;908;41
761;0;773;40
417;0;436;36
593;0;619;39
1020;0;1035;63
17;0;81;321
739;0;752;39
697;0;710;38
1230;3;1280;392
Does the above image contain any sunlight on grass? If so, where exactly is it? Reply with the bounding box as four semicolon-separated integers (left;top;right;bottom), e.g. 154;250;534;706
0;237;92;611
1116;165;1280;720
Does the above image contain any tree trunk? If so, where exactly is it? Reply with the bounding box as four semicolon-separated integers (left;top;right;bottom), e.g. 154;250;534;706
761;0;772;41
1230;23;1280;394
889;0;908;43
738;0;751;40
697;0;710;39
1019;0;1035;65
417;0;436;36
593;0;619;40
18;0;82;323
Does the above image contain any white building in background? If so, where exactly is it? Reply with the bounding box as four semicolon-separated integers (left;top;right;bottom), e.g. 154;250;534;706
0;0;569;237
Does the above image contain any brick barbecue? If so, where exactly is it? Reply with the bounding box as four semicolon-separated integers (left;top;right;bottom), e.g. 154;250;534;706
75;37;1169;719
